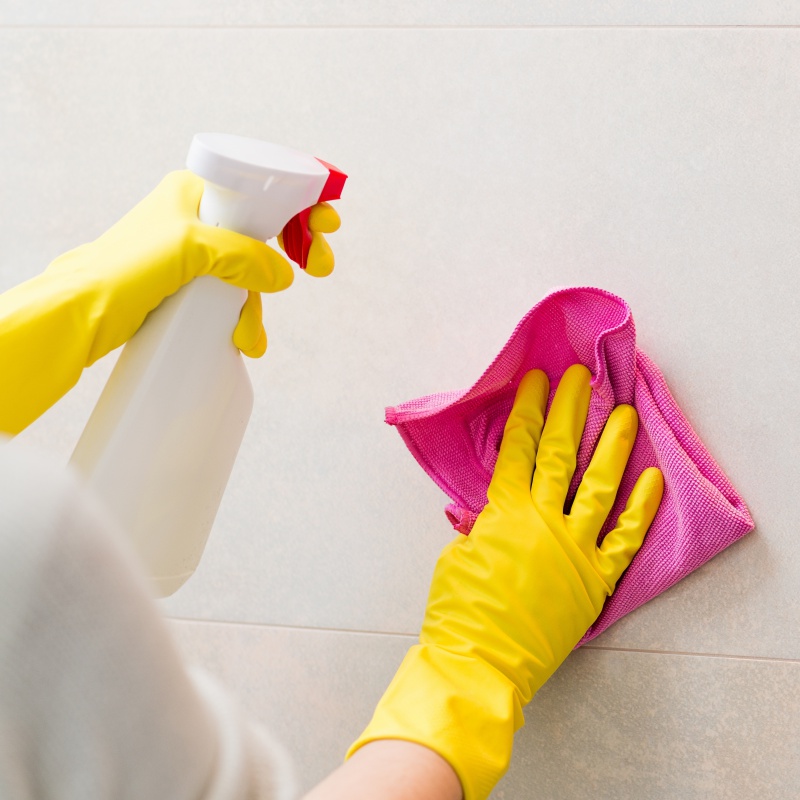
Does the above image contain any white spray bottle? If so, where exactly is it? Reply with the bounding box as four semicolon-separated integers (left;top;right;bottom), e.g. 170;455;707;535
70;133;346;597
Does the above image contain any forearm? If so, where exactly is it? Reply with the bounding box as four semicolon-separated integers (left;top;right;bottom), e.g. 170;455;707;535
0;245;169;435
303;740;463;800
0;270;103;434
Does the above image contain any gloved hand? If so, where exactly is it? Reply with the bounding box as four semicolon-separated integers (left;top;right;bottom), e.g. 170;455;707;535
0;170;340;435
346;364;665;800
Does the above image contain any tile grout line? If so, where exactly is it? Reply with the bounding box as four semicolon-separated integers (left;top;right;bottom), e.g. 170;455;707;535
582;644;800;664
1;24;800;30
166;615;418;640
166;617;800;663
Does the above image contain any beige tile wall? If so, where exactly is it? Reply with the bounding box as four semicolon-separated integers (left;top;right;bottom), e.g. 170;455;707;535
3;4;799;797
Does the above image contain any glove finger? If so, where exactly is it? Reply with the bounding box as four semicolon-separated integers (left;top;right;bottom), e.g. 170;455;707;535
567;404;638;551
486;369;549;505
194;219;295;294
308;202;341;233
233;290;267;358
531;364;592;515
595;466;665;591
305;232;335;278
140;170;290;293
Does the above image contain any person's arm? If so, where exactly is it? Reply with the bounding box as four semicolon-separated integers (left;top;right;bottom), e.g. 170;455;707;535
304;740;462;800
308;364;664;800
0;171;339;435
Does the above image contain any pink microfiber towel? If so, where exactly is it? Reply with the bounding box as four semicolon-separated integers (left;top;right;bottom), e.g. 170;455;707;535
386;286;754;645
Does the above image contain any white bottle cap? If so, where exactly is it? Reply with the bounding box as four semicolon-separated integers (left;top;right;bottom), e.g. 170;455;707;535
186;133;329;242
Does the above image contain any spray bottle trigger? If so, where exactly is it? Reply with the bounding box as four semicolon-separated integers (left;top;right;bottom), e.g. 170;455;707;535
281;159;347;270
281;208;313;269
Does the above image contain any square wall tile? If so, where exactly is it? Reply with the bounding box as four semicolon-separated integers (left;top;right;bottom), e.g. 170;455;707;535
169;620;800;799
3;28;799;659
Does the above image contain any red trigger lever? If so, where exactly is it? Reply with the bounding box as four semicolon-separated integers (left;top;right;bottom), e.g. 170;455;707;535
281;159;347;270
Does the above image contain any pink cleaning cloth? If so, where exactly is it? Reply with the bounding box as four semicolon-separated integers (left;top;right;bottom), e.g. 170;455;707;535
386;286;754;645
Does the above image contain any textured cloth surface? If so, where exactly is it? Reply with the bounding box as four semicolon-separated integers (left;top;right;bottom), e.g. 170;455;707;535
0;437;296;800
386;286;754;645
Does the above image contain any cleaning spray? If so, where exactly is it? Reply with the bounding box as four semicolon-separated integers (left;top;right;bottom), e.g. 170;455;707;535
70;133;346;597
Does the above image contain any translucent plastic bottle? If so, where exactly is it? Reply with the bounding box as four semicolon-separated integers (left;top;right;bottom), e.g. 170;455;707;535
70;133;345;596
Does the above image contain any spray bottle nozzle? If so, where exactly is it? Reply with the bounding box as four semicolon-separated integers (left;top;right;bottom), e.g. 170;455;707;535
281;159;347;270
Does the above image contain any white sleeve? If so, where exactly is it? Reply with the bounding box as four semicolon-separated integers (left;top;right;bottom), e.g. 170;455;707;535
0;438;297;800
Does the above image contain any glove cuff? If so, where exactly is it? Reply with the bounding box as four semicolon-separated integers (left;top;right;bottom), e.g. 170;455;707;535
346;644;523;800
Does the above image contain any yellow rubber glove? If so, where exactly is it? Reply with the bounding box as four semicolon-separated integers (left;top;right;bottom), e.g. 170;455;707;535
0;170;341;435
347;364;665;800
